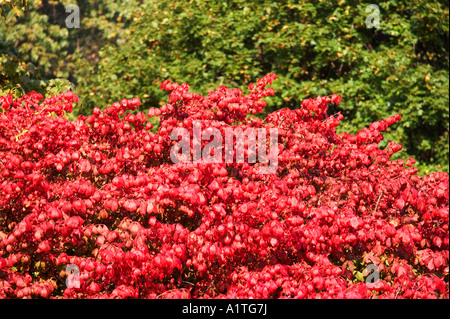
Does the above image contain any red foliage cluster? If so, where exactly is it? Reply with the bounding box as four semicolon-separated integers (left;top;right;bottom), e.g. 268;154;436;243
0;74;448;299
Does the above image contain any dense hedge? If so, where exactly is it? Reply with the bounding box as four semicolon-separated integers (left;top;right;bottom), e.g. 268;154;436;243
0;75;448;298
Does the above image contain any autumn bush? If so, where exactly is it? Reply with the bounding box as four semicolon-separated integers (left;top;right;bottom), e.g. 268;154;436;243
0;74;448;299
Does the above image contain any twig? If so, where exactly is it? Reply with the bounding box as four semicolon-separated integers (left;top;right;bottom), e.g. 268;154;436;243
182;281;195;286
373;191;383;213
395;287;402;299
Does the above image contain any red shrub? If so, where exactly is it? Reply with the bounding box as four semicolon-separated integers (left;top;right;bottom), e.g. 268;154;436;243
0;74;448;299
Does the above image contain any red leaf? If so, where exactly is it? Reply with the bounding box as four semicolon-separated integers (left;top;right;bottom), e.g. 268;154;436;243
433;255;443;269
433;237;442;248
426;259;435;271
395;198;405;210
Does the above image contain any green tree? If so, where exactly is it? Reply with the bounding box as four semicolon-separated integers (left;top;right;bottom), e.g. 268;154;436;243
0;0;28;17
0;40;72;99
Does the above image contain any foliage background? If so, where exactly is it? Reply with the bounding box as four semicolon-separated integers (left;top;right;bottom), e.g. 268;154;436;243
1;0;448;174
